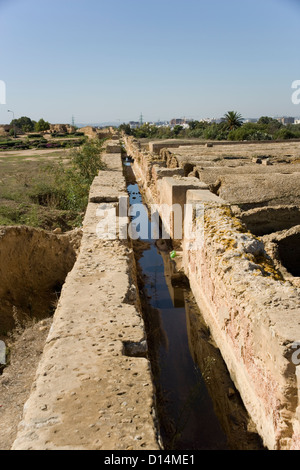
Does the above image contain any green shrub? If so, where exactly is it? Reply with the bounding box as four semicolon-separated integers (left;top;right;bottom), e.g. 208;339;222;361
274;128;300;140
228;126;272;141
188;129;205;138
203;124;220;140
69;139;106;183
29;181;67;208
27;134;43;139
30;139;106;213
0;205;23;224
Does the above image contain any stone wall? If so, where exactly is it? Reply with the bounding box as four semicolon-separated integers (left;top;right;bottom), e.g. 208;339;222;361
183;200;300;450
78;126;112;140
49;124;75;134
12;142;160;450
148;139;300;155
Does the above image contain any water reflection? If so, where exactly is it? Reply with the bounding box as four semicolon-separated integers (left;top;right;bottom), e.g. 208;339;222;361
124;164;228;449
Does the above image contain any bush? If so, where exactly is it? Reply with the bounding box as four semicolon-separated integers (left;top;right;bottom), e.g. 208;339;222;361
274;128;300;140
1;140;18;147
0;205;23;225
27;133;43;139
31;139;106;213
69;139;106;183
36;143;49;149
203;124;220;140
188;129;205;138
228;125;272;141
35;118;50;132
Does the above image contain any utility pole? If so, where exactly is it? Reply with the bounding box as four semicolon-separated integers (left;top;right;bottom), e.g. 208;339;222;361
7;109;16;138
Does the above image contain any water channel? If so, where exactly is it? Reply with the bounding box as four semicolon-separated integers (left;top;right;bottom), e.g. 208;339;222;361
123;160;264;451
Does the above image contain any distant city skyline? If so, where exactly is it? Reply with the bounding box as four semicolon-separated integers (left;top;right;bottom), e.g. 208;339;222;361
1;0;300;125
74;113;300;129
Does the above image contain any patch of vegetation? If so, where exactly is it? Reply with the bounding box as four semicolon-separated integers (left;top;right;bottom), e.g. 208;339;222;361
0;139;106;230
0;136;86;151
51;132;85;138
35;138;106;212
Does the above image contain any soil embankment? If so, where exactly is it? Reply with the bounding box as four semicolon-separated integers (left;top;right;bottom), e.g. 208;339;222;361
0;226;79;336
0;226;81;449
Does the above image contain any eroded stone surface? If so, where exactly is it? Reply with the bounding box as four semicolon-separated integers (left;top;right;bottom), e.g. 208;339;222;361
11;145;160;450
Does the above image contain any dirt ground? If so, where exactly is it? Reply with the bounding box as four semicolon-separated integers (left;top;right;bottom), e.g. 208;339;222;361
0;317;52;450
0;225;81;450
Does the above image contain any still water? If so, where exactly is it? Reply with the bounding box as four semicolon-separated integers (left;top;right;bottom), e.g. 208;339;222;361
124;161;229;450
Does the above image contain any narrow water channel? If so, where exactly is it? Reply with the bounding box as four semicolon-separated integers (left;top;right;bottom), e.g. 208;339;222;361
123;160;264;451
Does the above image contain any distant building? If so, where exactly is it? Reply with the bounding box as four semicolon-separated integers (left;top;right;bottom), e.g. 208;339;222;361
170;118;185;126
294;119;300;125
277;116;295;125
154;121;169;127
244;118;258;123
199;117;222;124
129;121;140;129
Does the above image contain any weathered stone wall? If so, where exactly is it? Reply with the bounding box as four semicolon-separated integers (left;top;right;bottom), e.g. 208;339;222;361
78;126;112;140
49;124;76;134
148;139;300;155
195;164;300;186
123;135;300;450
12;143;160;450
213;174;300;208
236;206;300;237
0;125;11;136
183;200;300;450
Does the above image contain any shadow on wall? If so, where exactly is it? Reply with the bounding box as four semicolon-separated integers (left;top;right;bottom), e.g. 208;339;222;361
277;232;300;277
0;226;79;335
238;206;300;237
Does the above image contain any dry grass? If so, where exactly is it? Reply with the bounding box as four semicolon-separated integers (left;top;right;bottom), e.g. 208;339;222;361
0;149;79;230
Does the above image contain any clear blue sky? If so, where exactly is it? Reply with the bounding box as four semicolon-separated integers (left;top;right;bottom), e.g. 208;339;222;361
0;0;300;125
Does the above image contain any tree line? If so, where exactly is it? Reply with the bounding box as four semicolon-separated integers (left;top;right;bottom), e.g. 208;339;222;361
119;111;300;141
9;116;50;134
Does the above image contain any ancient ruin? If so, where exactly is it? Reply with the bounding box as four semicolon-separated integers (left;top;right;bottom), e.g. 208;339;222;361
122;136;300;450
2;136;300;450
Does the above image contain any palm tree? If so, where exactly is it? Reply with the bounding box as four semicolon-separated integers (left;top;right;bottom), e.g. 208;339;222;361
223;111;244;130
